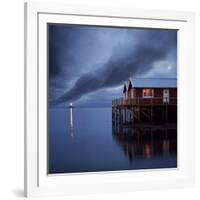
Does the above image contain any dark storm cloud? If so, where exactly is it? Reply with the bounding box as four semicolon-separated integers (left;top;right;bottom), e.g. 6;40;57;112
49;24;127;101
49;24;90;78
49;24;121;79
50;27;177;105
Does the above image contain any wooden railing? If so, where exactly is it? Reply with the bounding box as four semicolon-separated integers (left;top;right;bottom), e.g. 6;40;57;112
112;97;177;107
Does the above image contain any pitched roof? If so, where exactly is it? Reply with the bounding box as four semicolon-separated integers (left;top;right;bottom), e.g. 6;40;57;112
128;80;133;91
131;78;177;88
123;84;127;93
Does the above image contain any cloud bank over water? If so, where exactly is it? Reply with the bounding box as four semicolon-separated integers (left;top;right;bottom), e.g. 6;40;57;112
49;25;177;107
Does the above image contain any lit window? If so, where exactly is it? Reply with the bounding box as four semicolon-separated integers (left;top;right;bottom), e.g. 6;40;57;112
143;89;154;98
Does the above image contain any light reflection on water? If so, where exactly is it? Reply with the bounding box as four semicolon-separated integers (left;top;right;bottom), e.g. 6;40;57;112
69;107;74;137
112;124;177;164
49;107;177;174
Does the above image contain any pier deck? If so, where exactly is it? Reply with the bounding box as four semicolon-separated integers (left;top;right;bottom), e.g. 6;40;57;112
112;97;177;124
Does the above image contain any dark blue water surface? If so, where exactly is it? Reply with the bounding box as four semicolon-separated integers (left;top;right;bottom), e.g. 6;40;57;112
49;108;177;174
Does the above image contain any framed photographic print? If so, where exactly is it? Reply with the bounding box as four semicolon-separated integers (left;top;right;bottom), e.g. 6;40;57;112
24;2;195;197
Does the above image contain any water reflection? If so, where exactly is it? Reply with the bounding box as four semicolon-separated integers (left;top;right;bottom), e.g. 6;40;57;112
49;108;177;173
69;103;74;137
112;124;177;163
69;126;74;137
69;103;73;128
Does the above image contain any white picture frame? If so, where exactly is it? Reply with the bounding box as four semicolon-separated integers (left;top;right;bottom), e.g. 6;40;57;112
24;2;195;197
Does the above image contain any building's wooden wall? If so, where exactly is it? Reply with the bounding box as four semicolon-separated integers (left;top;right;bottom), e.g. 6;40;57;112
128;88;177;100
169;88;177;97
134;88;142;97
154;89;163;97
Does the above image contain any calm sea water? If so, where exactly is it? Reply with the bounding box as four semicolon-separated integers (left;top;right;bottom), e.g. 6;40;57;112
49;107;177;174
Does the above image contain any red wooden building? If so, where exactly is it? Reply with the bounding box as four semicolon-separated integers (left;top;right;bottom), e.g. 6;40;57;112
112;79;177;124
113;79;177;107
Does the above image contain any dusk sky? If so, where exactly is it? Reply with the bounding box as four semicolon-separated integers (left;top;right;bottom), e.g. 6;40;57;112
49;24;177;107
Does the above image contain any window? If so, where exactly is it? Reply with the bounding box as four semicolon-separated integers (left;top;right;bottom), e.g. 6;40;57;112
143;89;154;98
